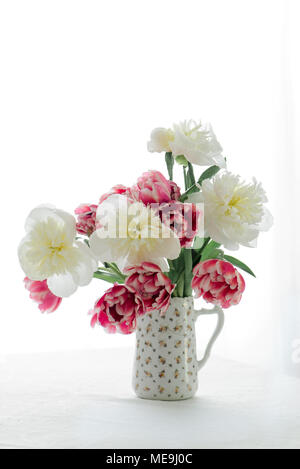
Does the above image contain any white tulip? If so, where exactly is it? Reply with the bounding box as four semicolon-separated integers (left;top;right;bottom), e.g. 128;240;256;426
89;195;181;271
188;171;273;250
18;206;98;297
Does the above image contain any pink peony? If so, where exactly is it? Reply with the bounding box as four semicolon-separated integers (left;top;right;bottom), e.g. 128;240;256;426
130;170;181;205
125;262;175;315
158;201;201;248
99;184;129;204
90;284;144;334
24;277;62;313
75;204;97;236
192;259;245;309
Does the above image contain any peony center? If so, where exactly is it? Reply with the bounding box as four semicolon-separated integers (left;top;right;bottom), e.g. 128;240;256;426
48;243;65;255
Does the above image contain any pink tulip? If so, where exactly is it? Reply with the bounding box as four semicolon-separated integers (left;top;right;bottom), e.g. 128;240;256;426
130;170;181;205
125;262;175;315
74;204;97;236
90;284;144;334
192;259;245;309
24;277;62;313
158;201;201;248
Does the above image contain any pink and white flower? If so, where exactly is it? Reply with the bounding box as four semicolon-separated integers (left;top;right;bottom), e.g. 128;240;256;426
158;202;201;248
125;262;175;315
129;170;181;205
75;204;97;236
24;277;62;313
90;284;144;334
192;259;245;309
99;184;129;204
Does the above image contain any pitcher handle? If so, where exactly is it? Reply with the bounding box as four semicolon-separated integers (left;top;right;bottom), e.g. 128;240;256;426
194;305;225;372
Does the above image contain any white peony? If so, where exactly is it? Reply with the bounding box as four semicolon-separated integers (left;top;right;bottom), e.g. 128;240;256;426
18;206;98;297
147;127;174;153
188;171;273;250
89;195;181;271
147;119;226;168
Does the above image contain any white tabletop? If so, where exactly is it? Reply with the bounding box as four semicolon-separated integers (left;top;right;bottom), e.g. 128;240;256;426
1;348;300;449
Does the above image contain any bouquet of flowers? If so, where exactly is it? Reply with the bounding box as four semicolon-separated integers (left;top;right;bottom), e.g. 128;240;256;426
18;119;273;335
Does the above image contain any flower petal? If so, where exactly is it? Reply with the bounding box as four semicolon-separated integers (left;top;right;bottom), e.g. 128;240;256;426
47;272;78;297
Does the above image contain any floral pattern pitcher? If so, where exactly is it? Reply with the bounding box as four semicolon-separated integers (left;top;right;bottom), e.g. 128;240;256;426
133;297;224;400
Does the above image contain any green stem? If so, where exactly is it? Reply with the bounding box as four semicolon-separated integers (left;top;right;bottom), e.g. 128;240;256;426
183;249;193;297
187;162;196;186
192;237;211;267
177;271;185;297
179;165;220;202
183;166;188;191
172;284;178;297
179;184;199;202
165;152;174;180
201;236;211;253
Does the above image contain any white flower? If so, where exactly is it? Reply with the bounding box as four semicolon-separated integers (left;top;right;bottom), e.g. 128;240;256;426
147;119;226;168
147;127;174;153
18;206;98;297
188;171;273;250
89;195;181;271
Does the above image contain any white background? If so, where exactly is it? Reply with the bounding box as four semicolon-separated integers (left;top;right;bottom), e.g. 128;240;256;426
0;0;299;371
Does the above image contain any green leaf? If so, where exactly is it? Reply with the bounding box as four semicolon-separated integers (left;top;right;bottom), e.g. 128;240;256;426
192;251;201;267
198;165;220;186
200;239;224;261
93;271;125;284
201;248;224;261
192;237;210;267
179;165;220;202
165;152;174;180
179;185;198;202
192;236;205;250
99;264;126;280
107;262;125;277
199;239;219;257
223;255;256;277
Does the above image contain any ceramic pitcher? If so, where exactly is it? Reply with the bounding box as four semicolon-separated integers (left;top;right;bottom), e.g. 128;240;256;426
132;297;224;400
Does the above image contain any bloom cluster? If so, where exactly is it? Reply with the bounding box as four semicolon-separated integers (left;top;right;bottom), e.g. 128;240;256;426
19;118;272;335
90;263;175;334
